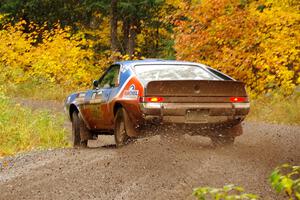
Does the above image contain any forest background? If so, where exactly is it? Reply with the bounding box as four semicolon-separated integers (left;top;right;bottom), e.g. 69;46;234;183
0;0;299;159
0;2;299;197
0;0;299;98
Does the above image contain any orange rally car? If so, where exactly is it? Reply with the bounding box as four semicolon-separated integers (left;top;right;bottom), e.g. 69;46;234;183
65;60;250;147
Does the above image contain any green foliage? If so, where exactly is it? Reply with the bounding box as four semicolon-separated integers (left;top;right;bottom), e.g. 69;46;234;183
0;0;176;59
0;0;101;26
193;164;300;200
193;184;259;200
270;164;300;200
0;89;69;157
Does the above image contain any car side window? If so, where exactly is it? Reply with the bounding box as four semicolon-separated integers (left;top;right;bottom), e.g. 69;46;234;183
206;67;233;80
99;65;120;89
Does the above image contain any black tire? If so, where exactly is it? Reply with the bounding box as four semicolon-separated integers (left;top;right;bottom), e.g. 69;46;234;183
71;112;93;148
114;108;131;148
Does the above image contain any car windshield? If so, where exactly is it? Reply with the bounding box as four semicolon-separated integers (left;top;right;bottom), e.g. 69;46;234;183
134;64;219;82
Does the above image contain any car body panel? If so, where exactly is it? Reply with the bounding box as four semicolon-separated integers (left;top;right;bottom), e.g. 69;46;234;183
65;60;250;136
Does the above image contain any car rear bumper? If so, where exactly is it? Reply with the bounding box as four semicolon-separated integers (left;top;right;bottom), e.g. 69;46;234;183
139;102;250;126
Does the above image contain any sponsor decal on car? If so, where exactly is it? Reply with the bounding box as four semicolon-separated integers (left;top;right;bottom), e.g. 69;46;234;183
123;90;139;99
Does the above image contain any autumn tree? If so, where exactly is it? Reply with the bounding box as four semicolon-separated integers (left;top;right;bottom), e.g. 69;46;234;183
0;0;171;58
110;0;118;52
0;0;93;26
174;0;300;96
116;0;165;56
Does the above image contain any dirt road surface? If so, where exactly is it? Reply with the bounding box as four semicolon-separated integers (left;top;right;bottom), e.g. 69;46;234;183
1;98;299;199
0;120;299;200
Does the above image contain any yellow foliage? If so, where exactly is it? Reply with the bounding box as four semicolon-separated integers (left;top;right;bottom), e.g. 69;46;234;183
1;1;299;98
0;21;113;90
174;0;300;97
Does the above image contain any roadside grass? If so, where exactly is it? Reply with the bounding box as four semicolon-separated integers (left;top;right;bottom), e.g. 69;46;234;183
0;92;70;157
0;69;79;101
247;90;300;125
3;80;71;101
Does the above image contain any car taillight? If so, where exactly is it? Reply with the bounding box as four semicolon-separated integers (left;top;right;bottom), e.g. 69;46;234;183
230;97;247;103
140;97;164;103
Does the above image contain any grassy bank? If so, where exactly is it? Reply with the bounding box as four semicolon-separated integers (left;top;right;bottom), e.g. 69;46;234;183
2;80;72;101
248;91;300;125
0;91;69;157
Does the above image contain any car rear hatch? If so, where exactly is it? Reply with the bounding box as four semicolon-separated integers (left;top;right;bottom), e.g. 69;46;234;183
145;80;246;97
141;80;249;123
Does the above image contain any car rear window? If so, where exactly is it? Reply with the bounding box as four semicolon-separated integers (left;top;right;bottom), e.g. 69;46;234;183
134;64;219;82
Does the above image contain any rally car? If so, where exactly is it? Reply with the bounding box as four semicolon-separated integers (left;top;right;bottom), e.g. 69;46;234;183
65;60;250;147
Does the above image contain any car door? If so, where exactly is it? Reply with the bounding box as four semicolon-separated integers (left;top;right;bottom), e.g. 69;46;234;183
90;65;120;130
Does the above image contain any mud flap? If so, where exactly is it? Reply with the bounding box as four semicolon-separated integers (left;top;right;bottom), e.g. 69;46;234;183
123;108;139;137
79;113;93;142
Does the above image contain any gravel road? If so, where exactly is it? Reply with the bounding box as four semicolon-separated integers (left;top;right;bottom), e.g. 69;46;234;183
0;120;299;200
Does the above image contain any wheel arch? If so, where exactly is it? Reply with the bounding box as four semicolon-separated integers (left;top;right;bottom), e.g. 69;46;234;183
113;101;139;137
69;104;79;121
113;102;123;117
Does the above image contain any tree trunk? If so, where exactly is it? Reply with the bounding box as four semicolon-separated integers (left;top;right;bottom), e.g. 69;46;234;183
127;18;140;58
110;0;118;53
128;25;137;58
122;19;130;54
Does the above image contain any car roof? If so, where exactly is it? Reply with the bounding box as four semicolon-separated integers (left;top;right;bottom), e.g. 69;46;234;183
114;59;205;67
114;59;235;81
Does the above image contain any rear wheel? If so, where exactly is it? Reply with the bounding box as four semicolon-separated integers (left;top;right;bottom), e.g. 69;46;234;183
114;108;131;148
71;112;93;148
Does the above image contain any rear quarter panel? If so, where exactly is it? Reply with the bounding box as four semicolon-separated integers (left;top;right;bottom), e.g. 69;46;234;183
108;65;145;129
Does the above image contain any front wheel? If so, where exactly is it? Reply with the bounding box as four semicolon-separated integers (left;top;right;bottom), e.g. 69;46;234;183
114;108;132;148
71;112;93;148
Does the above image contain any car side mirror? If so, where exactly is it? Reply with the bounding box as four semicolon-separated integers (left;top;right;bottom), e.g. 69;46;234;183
93;80;99;89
